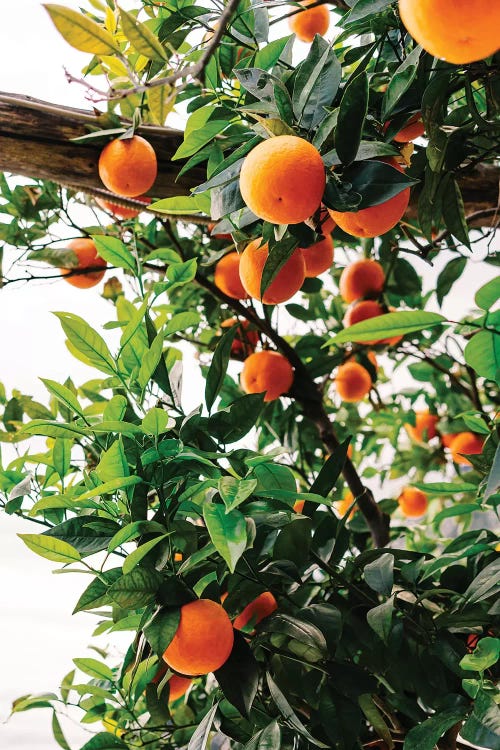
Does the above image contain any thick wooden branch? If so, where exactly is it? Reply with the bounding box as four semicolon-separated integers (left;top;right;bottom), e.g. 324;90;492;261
0;91;498;226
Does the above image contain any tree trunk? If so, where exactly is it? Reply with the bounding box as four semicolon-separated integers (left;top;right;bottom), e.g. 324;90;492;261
0;91;498;225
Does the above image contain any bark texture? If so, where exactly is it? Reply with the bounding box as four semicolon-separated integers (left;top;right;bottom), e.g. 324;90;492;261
0;91;498;224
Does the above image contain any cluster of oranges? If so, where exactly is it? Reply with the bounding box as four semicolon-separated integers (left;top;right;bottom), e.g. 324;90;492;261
59;135;157;288
149;591;277;704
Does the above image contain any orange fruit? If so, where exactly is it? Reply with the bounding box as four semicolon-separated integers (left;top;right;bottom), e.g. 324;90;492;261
343;300;386;345
339;259;385;303
239;136;325;225
335;491;356;520
162;599;234;676
214;252;249;300
98;135;157;198
239;239;306;304
166;674;192;703
301;235;334;278
385;113;425;143
96;195;151;219
293;499;305;513
208;221;233;241
318;205;336;235
240;350;294;402
59;238;107;289
441;432;459;448
328;159;410;238
334;361;372;402
221;318;259;358
233;592;277;632
449;432;485;466
405;411;440;442
288;1;330;43
398;487;428;518
398;0;500;65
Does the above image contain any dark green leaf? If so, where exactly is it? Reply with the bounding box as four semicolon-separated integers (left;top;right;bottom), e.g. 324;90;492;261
107;567;163;609
214;630;259;718
205;324;238;412
342;159;417;209
404;709;467;750
436;257;467;307
364;553;394;596
144;608;180;656
335;71;368;165
261;236;299;300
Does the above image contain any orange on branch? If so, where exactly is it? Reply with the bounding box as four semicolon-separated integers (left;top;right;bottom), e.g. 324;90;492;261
214;252;249;300
339;258;385;303
98;135;157;198
441;432;459;449
240;350;294;402
329;159;410;238
405;411;439;442
301;235;334;277
221;318;259;358
398;487;428;518
449;432;484;466
385;113;425;143
288;2;330;43
59;238;107;289
162;599;234;676
334;361;372;402
233;592;278;632
398;0;500;65
166;674;192;703
239;239;306;304
239;136;325;225
95;195;151;219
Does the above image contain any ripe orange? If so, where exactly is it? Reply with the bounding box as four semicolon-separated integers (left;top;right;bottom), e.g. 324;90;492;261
221;318;259;359
334;361;372;402
449;432;484;466
162;599;234;676
239;239;306;304
98;135;157;198
339;259;385;303
96;195;151;219
385;113;425;143
239;136;325;225
398;487;428;518
335;491;356;520
288;1;330;43
214;252;249;300
240;350;294;402
166;674;192;703
398;0;500;65
328;159;410;238
233;592;277;632
293;499;305;513
405;411;439;442
301;235;334;277
441;432;459;449
59;238;107;289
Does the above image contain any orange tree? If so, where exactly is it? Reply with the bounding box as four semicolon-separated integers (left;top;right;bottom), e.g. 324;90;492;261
0;2;499;749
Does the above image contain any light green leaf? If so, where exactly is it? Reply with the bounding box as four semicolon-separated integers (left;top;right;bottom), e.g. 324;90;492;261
73;657;114;682
328;311;447;345
120;8;168;62
76;475;142;502
107;520;167;552
460;637;500;672
18;533;82;563
203;503;247;572
219;476;258;512
92;236;137;274
54;312;116;374
96;439;129;483
40;378;84;416
476;276;500;311
367;596;393;643
464;330;500;383
141;407;174;435
44;4;119;54
122;534;170;575
404;709;467;750
21;419;88;440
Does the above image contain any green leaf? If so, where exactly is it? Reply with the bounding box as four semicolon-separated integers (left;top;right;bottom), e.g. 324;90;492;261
266;673;328;748
108;567;163;608
187;703;219;750
460;689;500;749
476;276;500;311
242;721;281;750
164;312;199;337
73;568;122;613
367;597;393;643
107;521;167;552
460;638;500;672
260;236;299;301
18;533;81;563
412;481;477;494
215;630;259;719
44;4;119;54
219;476;258;512
76;475;142;502
364;553;394;596
53;438;71;480
120;8;167;61
92;236;137;274
208;394;264;444
150;195;206;215
80;733;128;750
141;407;174;435
436;257;467;307
463;559;500;604
346;0;393;24
335;71;368;165
381;44;422;121
144;608;180;656
96;440;129;483
442;177;471;249
404;709;467;750
51;711;71;750
43;517;119;556
40;378;84;416
358;694;394;749
328;311;446;345
342;159;417;209
20;419;87;440
166;258;197;285
73;657;114;682
485;442;500;500
465;330;500;382
293;36;341;130
122;534;170;575
203;503;247;572
310;440;350;498
205;325;238;413
54;312;115;374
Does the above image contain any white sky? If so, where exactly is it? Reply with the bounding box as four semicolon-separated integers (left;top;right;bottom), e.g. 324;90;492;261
0;3;497;749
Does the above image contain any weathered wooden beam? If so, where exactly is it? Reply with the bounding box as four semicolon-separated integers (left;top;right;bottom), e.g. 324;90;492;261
0;91;498;228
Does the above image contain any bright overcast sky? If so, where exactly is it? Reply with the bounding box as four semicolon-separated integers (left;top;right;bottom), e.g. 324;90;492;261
0;3;497;750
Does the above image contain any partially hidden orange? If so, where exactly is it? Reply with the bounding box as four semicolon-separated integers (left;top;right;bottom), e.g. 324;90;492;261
334;361;372;402
239;239;306;304
240;350;294;402
449;432;484;466
233;592;278;632
398;487;428;518
339;259;385;303
214;252;249;300
289;1;330;43
301;235;334;277
59;238;107;289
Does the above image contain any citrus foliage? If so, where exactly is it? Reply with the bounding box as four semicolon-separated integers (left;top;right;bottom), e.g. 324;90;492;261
1;2;499;750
